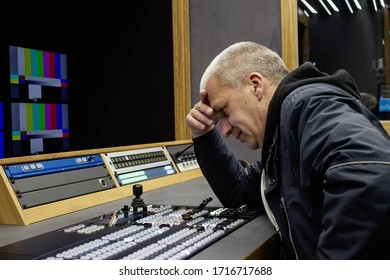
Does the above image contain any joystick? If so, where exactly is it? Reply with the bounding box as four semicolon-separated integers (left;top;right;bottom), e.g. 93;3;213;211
182;197;213;220
131;184;147;213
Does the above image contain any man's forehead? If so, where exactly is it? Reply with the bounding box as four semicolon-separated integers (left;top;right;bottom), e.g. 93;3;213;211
206;74;221;89
205;75;224;107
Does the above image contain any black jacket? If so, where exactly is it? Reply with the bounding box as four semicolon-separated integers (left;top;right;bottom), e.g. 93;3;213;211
193;62;390;259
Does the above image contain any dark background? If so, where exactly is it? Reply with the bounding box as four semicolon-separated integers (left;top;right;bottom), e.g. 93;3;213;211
0;0;175;157
298;0;387;118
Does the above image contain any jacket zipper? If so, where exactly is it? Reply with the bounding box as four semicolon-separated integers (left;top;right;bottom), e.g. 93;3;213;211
280;197;299;259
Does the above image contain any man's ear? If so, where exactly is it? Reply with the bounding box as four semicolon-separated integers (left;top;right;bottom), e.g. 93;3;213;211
249;72;264;101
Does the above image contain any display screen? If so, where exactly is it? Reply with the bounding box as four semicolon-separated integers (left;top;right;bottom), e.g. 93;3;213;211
378;84;390;113
0;2;175;159
0;102;4;158
0;45;69;158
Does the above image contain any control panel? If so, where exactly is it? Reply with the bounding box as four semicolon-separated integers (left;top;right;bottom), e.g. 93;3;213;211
0;184;261;260
103;147;176;186
0;140;202;225
166;143;199;172
2;154;114;209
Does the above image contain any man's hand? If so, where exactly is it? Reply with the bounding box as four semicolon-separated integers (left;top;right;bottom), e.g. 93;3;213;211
186;90;219;138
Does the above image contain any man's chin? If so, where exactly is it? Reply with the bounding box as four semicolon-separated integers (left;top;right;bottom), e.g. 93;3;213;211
235;136;260;150
244;141;259;150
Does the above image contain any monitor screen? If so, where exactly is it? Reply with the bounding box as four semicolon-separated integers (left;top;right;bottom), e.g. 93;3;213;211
0;45;69;158
379;84;390;113
0;2;175;159
0;102;4;158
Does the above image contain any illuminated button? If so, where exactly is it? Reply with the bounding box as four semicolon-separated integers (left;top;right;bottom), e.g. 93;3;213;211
22;165;30;171
36;163;44;169
29;164;36;169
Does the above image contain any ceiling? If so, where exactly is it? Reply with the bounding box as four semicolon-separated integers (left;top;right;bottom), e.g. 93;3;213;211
298;0;390;16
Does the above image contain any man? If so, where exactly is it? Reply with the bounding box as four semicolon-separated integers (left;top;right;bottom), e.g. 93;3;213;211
185;41;390;259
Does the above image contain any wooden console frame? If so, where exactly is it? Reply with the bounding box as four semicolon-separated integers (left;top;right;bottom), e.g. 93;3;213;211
0;140;202;225
381;120;390;135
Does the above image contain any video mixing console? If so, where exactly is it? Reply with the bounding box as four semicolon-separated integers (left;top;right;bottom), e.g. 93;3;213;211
0;184;261;260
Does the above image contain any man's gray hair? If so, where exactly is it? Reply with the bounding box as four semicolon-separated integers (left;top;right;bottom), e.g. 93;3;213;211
200;41;290;90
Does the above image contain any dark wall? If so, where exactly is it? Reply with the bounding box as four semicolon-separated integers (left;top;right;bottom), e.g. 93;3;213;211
0;1;174;155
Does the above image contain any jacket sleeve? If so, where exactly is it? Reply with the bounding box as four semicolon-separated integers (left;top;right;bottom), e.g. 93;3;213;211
287;89;390;259
192;129;263;209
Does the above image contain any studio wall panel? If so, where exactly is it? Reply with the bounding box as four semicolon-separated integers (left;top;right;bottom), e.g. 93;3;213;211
189;0;282;163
